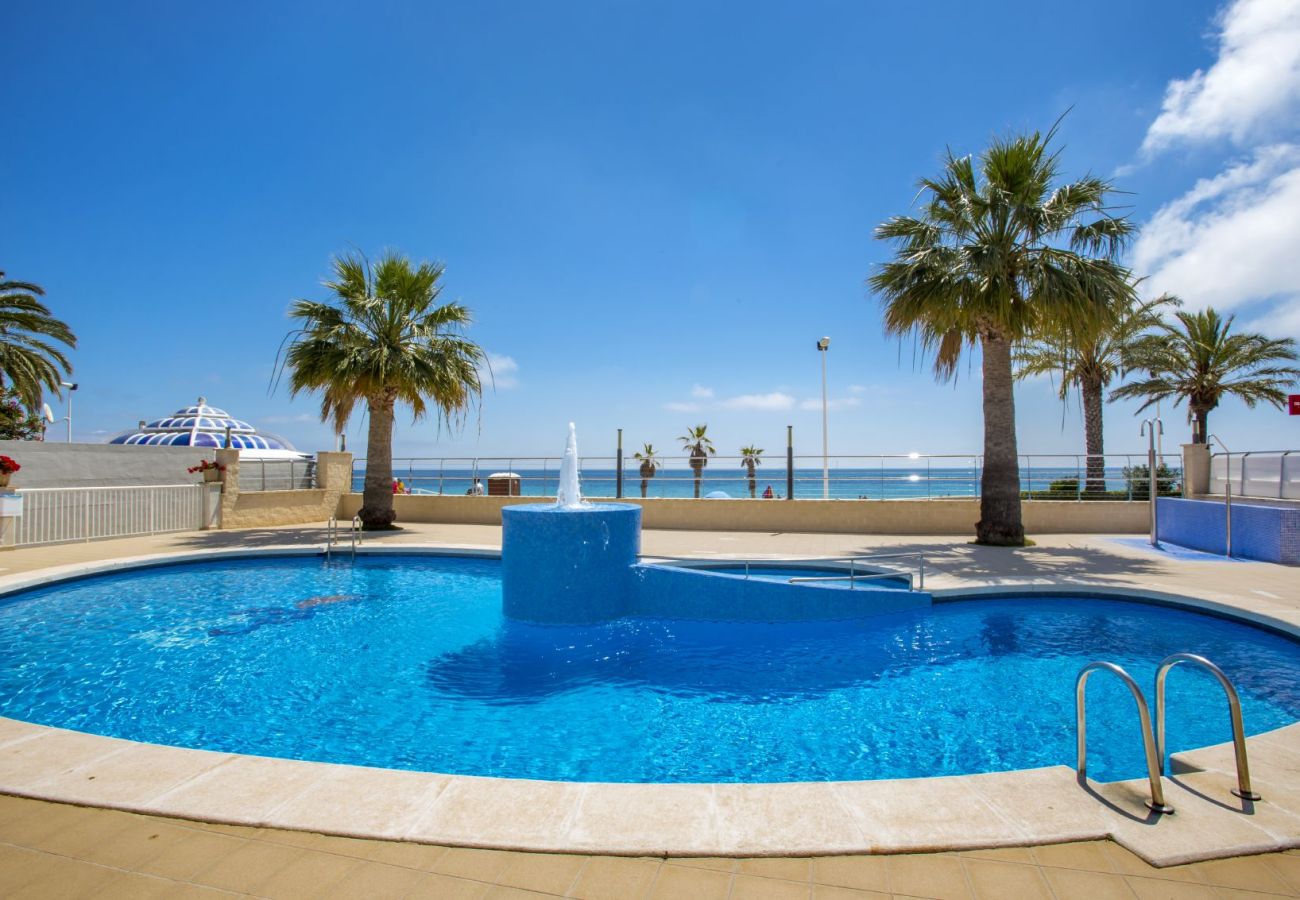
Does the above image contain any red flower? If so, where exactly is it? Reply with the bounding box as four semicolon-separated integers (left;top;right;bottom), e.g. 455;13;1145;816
0;455;20;475
186;459;226;475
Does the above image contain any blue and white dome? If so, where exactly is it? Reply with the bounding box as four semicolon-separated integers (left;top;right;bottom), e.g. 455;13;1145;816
109;397;304;457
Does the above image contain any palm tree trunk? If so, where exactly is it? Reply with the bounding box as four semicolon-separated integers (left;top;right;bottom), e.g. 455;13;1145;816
358;389;398;529
975;332;1024;545
1081;374;1106;495
693;469;701;499
640;478;648;498
1191;406;1209;444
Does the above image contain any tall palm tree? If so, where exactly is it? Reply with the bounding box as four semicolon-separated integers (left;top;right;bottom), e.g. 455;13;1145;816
870;124;1134;544
1016;292;1176;493
633;442;661;498
0;272;76;411
1111;307;1300;444
280;251;485;528
678;425;715;499
740;445;764;498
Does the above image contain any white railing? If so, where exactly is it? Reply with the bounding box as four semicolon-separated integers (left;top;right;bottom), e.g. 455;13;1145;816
236;458;316;492
13;484;207;547
1209;451;1300;501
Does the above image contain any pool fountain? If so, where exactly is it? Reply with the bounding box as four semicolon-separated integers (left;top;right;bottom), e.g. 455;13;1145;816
501;424;642;623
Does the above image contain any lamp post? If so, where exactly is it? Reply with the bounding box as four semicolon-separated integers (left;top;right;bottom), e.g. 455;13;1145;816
59;382;78;443
817;337;830;499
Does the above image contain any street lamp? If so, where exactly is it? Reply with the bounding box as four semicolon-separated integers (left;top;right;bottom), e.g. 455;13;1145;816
816;337;830;499
59;382;78;443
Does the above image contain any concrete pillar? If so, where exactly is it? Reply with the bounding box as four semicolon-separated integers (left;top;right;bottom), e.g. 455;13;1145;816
314;451;353;493
215;448;241;526
1182;442;1210;497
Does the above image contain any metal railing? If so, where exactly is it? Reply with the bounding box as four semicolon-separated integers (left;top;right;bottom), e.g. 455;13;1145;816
1209;450;1300;501
1076;661;1174;815
358;452;1182;502
13;484;207;546
237;458;317;492
1155;653;1259;801
645;553;927;591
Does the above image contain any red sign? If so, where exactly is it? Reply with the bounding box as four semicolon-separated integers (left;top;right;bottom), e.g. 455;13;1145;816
1291;394;1300;416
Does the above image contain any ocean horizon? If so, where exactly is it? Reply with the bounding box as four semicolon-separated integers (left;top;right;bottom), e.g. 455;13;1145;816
354;465;1180;501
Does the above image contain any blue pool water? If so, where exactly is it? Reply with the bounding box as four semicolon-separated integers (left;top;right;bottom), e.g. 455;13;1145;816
684;565;911;590
2;554;1298;784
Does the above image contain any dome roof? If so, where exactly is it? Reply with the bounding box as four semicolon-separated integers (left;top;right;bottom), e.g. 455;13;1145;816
109;397;300;453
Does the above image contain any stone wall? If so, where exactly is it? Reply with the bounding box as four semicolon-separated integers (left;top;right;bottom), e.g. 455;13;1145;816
334;493;1150;535
0;441;213;488
219;450;352;529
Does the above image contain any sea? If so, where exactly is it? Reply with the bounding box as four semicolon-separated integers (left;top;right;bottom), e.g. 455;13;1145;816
355;465;1173;501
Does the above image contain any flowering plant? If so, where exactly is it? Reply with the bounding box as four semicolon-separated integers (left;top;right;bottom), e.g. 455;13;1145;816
0;455;19;475
187;459;225;474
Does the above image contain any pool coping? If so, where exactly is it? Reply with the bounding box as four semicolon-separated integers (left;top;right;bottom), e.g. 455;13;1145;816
2;543;1300;867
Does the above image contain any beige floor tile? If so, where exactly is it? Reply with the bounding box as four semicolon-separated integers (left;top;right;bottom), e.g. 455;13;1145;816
361;837;449;870
728;873;812;900
1260;853;1300;893
433;846;526;882
402;872;492;900
964;857;1053;900
1195;856;1298;894
1041;866;1139;900
649;863;732;900
132;829;247;881
189;836;302;893
566;856;661;900
668;856;736;872
255;847;364;899
810;885;889;900
1033;839;1121;872
328;859;428;899
92;872;182;900
497;851;588;894
738;856;813;880
811;855;890;893
887;854;972;900
9;856;124;900
1122;875;1220;900
482;887;554;900
79;818;198;870
1102;842;1209;883
958;845;1037;864
0;844;67;893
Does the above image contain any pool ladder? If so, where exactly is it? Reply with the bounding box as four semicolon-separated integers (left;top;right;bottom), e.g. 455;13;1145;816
1075;654;1260;816
324;515;363;559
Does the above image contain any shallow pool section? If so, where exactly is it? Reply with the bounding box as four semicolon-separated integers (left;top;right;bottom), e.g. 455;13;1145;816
2;554;1299;783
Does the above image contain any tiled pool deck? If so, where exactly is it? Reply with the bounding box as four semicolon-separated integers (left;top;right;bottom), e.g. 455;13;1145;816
2;523;1300;898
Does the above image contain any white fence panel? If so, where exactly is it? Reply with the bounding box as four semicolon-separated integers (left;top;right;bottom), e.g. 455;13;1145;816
14;485;206;546
1209;451;1300;500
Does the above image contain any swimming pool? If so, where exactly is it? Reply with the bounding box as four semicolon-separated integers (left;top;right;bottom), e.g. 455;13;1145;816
1;553;1297;784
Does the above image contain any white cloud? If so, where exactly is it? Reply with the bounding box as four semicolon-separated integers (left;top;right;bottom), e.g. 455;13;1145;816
482;352;519;389
664;401;702;413
1142;0;1300;154
848;384;867;394
721;392;796;411
799;396;863;411
1131;143;1300;327
260;413;315;425
690;384;714;399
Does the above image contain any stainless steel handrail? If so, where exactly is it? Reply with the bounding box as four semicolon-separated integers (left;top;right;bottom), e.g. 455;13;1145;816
1155;653;1260;801
325;515;337;559
350;515;362;557
1076;661;1174;814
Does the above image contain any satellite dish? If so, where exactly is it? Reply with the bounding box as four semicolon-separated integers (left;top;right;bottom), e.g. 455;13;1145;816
41;403;55;423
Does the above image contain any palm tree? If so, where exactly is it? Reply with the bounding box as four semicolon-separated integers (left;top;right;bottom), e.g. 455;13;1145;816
633;442;661;498
279;251;485;529
1016;292;1176;493
0;272;76;411
870;124;1134;545
1111;307;1300;444
678;425;715;499
740;445;764;498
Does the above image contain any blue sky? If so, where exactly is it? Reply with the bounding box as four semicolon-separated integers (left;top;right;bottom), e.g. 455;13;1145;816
4;0;1299;464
